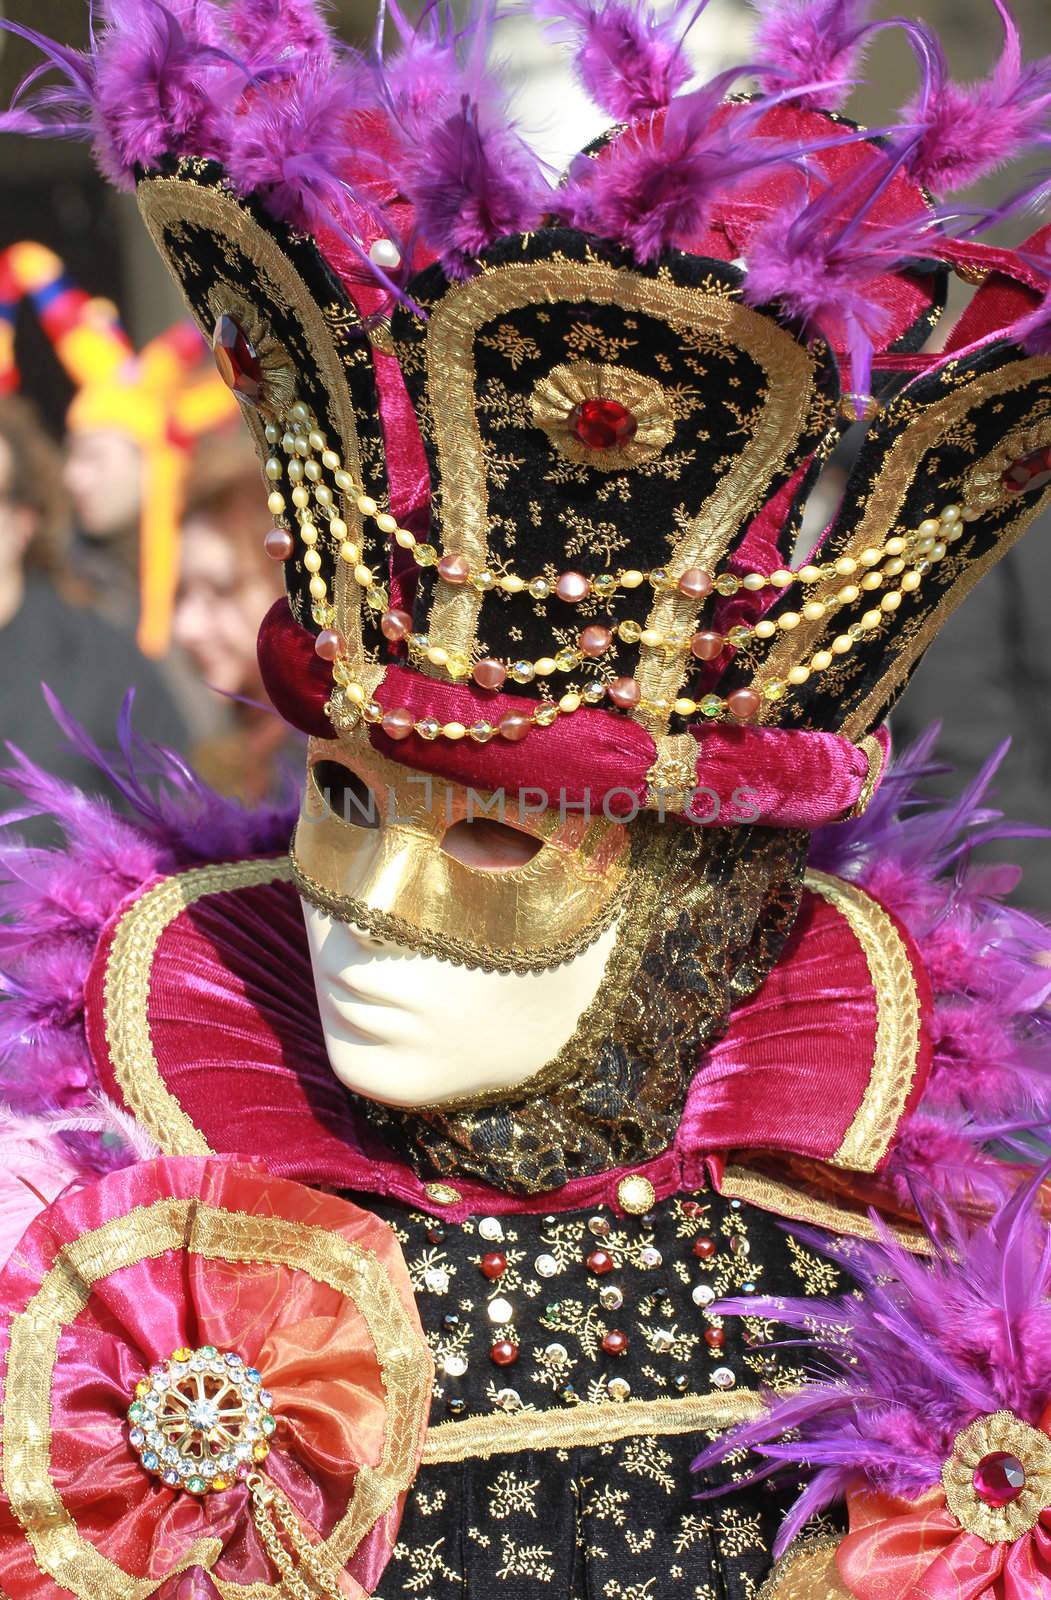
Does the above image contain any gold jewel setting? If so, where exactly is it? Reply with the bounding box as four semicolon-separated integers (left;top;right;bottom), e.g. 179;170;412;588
942;1409;1051;1544
127;1344;275;1495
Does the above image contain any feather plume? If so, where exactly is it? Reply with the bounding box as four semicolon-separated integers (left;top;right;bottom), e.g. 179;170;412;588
692;1172;1051;1555
897;0;1051;195
226;0;336;76
752;0;876;112
534;0;705;122
558;70;864;263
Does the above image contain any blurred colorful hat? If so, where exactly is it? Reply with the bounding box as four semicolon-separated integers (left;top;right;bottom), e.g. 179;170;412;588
0;240;239;655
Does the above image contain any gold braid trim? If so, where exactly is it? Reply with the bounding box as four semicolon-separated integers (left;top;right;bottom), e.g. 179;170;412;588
422;1391;765;1464
720;1165;934;1255
757;1535;853;1599
805;870;923;1173
102;857;295;1157
1;1199;431;1600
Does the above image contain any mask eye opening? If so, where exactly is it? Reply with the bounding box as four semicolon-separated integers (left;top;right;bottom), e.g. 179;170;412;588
310;760;381;830
440;816;545;872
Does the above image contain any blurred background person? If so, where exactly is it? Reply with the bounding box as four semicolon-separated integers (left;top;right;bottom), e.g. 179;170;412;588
173;432;298;804
0;391;187;806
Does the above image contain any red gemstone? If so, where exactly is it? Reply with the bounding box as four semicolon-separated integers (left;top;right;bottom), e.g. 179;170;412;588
973;1452;1027;1508
704;1327;726;1350
212;314;264;405
480;1252;507;1280
693;1236;717;1260
569;398;639;450
587;1249;615;1275
490;1340;518;1367
602;1330;629;1357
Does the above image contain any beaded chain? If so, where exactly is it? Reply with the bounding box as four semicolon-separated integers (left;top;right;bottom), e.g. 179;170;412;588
261;396;995;744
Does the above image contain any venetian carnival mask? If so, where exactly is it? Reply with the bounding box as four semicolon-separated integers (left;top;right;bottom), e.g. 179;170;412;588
77;0;1049;1187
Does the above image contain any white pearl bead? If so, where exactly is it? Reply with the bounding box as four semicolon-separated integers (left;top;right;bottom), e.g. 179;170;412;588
369;237;402;270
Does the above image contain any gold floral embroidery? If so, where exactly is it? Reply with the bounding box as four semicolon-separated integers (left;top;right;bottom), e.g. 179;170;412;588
416;256;821;724
1;1199;432;1600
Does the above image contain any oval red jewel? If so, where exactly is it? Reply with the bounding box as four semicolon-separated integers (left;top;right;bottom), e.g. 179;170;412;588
480;1252;507;1280
569;398;639;450
490;1340;518;1367
693;1236;717;1260
212;314;264;406
587;1249;615;1275
973;1451;1027;1508
601;1330;629;1357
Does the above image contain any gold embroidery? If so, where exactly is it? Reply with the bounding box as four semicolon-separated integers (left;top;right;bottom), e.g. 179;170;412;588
1;1199;431;1600
757;1535;852;1599
805;870;923;1173
137;176;370;678
720;1166;934;1255
847;734;886;819
644;731;699;810
103;857;295;1156
530;362;676;469
964;416;1051;514
421;1391;764;1464
753;357;1051;738
418;259;821;718
942;1411;1051;1545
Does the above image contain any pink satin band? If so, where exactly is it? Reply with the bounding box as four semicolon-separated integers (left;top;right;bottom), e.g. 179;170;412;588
257;603;886;828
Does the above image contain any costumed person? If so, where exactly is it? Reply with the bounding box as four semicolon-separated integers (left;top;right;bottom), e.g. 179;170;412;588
1;2;1051;1597
0;238;240;654
173;429;300;802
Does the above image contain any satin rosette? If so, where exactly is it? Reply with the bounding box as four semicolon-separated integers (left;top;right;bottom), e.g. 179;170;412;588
836;1409;1051;1600
0;1156;433;1599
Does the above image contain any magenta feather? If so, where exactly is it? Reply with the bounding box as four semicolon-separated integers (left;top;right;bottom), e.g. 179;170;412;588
897;0;1051;195
752;0;876;113
226;0;336;75
692;1171;1051;1554
534;0;704;122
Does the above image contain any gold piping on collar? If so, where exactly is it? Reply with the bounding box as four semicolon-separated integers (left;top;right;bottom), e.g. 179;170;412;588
805;869;923;1173
422;1390;764;1464
102;857;294;1157
1;1197;431;1600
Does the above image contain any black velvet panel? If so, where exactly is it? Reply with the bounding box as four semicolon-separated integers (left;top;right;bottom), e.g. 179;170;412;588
392;229;840;703
717;338;1051;736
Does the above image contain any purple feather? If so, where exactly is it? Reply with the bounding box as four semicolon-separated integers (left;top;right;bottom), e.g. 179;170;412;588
752;0;876;113
0;692;297;1173
92;0;240;183
226;0;336;76
692;1172;1051;1554
897;0;1051;195
534;0;705;122
810;730;1051;1202
400;95;550;277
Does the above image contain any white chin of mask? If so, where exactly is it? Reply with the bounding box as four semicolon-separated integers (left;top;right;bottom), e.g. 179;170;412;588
302;901;621;1108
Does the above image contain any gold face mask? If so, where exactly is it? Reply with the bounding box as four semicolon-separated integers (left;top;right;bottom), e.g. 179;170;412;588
290;734;631;973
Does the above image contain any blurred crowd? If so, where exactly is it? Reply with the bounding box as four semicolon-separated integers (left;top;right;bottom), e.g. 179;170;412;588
0;244;297;828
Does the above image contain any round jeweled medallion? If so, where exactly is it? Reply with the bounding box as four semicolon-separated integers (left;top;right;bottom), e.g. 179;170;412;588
127;1345;277;1495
